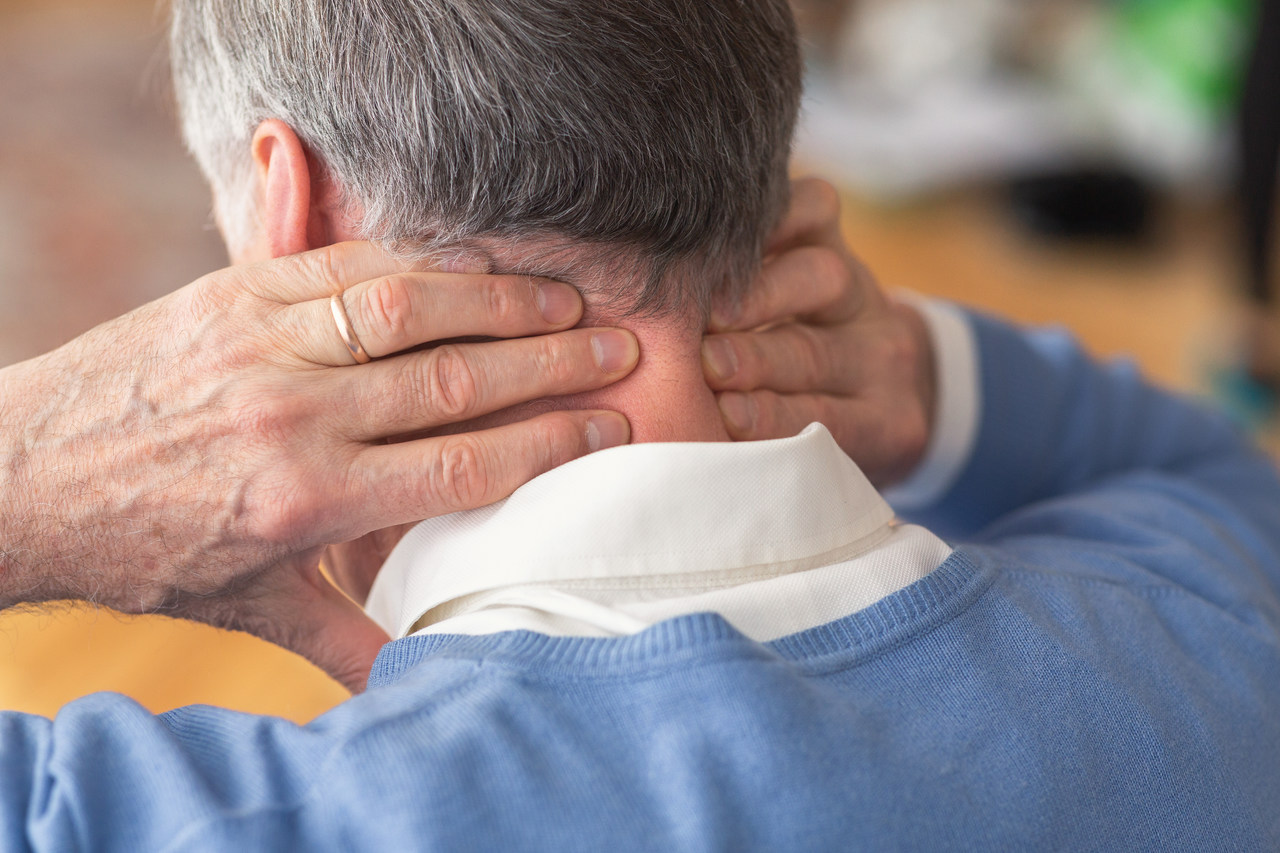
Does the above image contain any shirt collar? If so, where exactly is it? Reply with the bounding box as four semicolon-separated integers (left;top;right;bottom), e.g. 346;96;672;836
366;423;894;638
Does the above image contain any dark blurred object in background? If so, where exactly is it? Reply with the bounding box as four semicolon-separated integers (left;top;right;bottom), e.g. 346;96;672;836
1239;0;1280;389
1007;167;1154;243
1240;0;1279;310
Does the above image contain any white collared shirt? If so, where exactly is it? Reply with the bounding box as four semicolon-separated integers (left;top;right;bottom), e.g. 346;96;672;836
365;299;977;642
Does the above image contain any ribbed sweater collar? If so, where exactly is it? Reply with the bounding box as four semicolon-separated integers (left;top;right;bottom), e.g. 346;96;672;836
368;551;992;688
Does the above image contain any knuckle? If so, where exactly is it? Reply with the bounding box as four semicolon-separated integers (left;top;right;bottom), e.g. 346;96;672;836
794;325;831;386
430;435;492;509
305;245;345;291
229;388;302;441
750;391;779;437
902;405;930;462
535;334;580;386
807;246;853;295
734;335;767;387
534;413;585;465
360;275;418;346
256;482;316;545
186;271;235;316
484;278;522;326
882;322;920;371
422;344;479;420
807;178;842;224
222;415;336;546
241;464;333;549
182;288;271;368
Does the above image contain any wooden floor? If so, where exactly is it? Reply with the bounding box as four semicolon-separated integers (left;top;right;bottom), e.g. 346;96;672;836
0;0;1274;722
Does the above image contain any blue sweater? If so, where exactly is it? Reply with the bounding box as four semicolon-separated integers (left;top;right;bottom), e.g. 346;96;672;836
5;313;1279;851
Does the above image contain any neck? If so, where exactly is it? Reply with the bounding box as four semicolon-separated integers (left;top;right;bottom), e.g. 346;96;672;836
423;315;728;445
491;252;730;443
571;319;730;444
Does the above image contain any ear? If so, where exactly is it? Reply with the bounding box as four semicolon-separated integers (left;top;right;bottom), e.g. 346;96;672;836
250;119;332;259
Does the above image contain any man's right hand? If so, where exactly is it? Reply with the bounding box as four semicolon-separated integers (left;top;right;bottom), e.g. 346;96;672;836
0;242;637;689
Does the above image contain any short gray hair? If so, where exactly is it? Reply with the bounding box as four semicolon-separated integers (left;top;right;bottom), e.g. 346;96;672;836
170;0;802;314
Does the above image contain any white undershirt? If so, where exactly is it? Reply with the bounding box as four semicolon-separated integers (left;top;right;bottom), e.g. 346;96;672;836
364;299;978;642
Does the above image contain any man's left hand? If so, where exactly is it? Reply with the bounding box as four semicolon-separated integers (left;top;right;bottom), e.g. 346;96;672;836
702;178;937;487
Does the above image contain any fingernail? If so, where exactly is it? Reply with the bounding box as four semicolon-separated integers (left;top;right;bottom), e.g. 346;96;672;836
537;281;580;325
718;393;756;433
591;330;638;373
586;413;631;451
701;337;738;382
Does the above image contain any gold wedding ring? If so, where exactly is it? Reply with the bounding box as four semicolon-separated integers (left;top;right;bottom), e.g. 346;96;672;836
330;293;371;364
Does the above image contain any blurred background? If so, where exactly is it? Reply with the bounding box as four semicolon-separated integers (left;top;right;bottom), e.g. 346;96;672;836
0;0;1276;721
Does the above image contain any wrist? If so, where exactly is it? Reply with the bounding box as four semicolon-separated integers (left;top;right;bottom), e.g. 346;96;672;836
881;297;981;510
891;300;938;443
0;359;45;605
0;353;117;610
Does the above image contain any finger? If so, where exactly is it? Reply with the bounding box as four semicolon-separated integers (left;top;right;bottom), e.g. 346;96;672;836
284;272;584;365
347;410;631;530
275;562;391;692
716;389;836;443
339;328;638;439
236;241;415;304
711;245;862;332
703;324;859;395
764;177;843;256
717;391;926;485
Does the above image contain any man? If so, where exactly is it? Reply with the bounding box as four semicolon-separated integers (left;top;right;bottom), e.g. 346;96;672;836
3;1;1279;850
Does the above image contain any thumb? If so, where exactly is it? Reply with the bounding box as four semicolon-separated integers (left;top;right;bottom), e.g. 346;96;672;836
272;561;392;693
190;556;392;694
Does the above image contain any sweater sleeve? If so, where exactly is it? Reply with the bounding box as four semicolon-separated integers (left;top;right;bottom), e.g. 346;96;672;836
902;310;1280;632
0;694;323;852
900;309;1280;546
0;662;484;852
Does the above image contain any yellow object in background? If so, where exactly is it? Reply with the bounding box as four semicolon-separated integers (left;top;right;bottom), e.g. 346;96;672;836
0;605;349;722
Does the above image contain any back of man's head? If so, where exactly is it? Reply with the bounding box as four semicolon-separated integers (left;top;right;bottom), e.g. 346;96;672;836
171;0;802;315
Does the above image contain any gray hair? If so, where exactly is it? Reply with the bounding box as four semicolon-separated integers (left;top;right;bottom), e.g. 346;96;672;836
170;0;802;314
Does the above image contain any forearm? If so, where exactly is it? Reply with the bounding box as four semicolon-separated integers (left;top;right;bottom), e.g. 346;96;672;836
881;298;978;515
0;340;258;614
898;308;1276;540
0;354;71;609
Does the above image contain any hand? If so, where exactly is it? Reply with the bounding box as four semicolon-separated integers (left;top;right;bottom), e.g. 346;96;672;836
0;242;638;690
702;178;936;487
